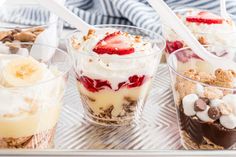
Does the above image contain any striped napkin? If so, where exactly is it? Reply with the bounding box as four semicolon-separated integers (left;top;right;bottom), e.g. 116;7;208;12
1;0;236;33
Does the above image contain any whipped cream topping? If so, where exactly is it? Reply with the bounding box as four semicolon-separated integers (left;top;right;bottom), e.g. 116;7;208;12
0;55;62;116
183;10;236;51
71;30;160;89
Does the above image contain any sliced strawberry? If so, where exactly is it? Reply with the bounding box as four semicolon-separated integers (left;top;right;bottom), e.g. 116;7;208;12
186;11;223;24
165;40;184;54
93;31;135;55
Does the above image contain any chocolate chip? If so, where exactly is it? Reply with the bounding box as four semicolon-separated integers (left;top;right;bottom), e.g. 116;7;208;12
194;99;207;112
200;97;210;105
208;106;221;120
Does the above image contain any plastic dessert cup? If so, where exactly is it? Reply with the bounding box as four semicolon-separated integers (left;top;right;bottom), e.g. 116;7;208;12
0;2;62;50
168;45;236;149
67;25;165;126
163;8;236;60
0;43;72;149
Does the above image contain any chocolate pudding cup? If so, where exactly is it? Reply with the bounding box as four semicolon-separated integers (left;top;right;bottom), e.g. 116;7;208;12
168;45;236;149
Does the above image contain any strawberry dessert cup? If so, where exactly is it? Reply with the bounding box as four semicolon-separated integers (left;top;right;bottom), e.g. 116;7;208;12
168;45;236;149
0;43;71;149
67;25;165;126
163;8;236;60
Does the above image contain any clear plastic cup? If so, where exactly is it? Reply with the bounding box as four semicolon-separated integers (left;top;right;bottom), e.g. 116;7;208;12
168;45;236;149
66;25;165;126
0;1;63;47
0;43;72;149
162;8;236;60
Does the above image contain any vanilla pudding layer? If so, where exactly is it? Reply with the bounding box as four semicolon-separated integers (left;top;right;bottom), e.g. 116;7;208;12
0;104;61;138
77;80;152;119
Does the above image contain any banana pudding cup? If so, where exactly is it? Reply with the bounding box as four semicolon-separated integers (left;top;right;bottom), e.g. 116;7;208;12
163;8;236;59
67;25;165;126
168;45;236;149
0;43;71;149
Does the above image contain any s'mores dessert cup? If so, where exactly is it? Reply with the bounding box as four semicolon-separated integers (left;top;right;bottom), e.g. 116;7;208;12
0;43;71;149
163;8;236;60
67;25;165;126
168;45;236;149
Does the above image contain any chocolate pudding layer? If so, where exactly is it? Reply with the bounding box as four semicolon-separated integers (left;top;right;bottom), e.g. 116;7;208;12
171;67;236;150
178;104;236;149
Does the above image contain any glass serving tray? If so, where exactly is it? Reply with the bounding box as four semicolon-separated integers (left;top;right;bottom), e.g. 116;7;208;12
1;65;236;157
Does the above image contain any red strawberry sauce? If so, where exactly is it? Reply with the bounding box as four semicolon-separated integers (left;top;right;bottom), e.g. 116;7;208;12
77;75;149;92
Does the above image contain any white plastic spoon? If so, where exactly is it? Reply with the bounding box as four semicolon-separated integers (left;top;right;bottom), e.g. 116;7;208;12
220;0;231;19
30;24;58;62
37;0;116;34
147;0;236;71
30;1;62;62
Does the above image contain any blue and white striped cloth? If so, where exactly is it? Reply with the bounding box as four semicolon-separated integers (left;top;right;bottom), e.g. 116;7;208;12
1;0;236;33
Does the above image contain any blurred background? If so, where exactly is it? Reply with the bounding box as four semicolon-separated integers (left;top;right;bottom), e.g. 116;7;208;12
1;0;236;34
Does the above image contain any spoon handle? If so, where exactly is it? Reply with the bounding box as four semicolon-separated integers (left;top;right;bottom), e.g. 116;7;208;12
147;0;210;61
37;0;93;33
220;0;230;19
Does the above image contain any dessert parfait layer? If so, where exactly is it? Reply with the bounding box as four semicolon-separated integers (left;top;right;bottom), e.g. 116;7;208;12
0;43;71;149
168;45;236;150
67;25;165;125
163;8;236;59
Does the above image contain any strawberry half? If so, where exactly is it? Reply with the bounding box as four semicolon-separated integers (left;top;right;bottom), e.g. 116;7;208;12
93;31;135;55
186;11;223;24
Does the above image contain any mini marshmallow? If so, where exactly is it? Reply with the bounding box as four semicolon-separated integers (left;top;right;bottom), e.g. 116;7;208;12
210;99;224;107
196;106;214;122
182;94;198;116
220;114;236;129
195;83;204;97
222;94;236;115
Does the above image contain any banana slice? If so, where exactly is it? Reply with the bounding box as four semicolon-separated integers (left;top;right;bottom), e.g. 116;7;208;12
2;57;43;87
